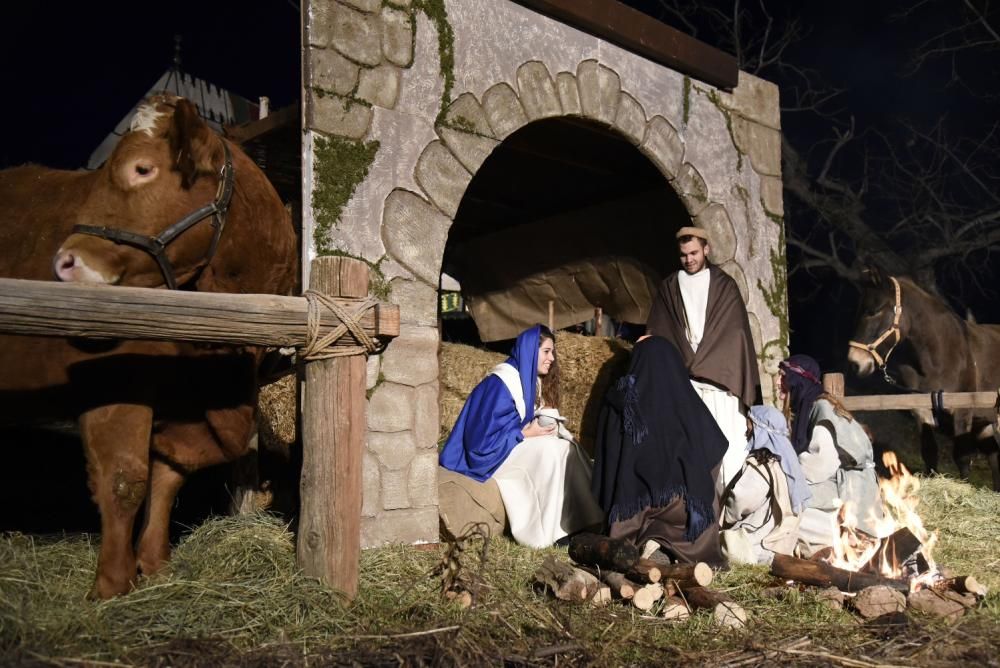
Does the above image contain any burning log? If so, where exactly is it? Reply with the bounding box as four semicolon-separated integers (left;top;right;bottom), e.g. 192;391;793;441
861;528;922;575
678;586;747;628
568;533;639;572
936;575;987;599
770;554;910;593
852;586;906;619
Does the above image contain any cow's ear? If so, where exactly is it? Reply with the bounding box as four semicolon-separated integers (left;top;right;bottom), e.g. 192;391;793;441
169;98;223;188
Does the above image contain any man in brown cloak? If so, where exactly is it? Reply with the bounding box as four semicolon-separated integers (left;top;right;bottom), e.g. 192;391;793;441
645;226;761;492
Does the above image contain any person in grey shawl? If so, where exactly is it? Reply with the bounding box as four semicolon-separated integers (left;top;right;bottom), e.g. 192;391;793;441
779;355;886;558
719;406;809;565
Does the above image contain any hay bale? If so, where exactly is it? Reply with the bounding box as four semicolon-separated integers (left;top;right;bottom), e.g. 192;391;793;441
256;332;634;453
258;374;296;453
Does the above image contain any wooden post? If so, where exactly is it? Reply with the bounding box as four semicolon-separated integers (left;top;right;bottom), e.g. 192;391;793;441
823;372;845;399
548;300;555;332
297;256;369;600
595;307;602;334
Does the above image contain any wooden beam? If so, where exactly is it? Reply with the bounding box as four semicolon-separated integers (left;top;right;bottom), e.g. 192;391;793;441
511;0;738;89
0;278;398;348
839;392;998;412
298;256;368;600
225;103;300;145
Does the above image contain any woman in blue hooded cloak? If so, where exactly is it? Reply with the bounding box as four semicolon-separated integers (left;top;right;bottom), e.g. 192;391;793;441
440;325;603;547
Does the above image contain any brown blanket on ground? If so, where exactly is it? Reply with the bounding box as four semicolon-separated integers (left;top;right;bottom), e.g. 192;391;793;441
646;264;761;409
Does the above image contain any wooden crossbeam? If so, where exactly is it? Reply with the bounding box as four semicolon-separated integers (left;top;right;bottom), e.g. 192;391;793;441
821;372;998;412
0;278;399;349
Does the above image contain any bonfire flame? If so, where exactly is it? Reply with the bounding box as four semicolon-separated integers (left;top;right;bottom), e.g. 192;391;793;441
825;451;938;590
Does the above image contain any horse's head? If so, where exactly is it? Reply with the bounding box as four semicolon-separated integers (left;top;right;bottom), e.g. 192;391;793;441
848;264;905;377
53;95;232;289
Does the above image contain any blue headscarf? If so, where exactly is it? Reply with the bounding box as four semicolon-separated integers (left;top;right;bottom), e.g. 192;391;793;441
439;326;542;481
748;405;811;514
506;325;540;426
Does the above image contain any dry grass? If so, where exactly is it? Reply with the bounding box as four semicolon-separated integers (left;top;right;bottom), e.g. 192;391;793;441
3;474;999;667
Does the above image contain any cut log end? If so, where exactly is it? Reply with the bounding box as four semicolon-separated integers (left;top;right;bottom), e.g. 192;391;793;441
631;583;665;611
714;601;747;628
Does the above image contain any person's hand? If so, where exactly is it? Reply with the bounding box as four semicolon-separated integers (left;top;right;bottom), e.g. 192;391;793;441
522;419;557;438
637;334;652;343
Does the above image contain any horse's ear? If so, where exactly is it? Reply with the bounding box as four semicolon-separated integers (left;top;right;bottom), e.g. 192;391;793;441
168;98;223;188
858;259;885;287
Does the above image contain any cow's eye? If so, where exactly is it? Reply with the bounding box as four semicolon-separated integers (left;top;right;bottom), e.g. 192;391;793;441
135;164;153;176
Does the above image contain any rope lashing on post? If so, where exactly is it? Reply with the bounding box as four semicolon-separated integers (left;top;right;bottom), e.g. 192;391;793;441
297;290;385;360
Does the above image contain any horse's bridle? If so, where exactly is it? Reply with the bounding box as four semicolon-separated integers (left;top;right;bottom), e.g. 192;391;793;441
848;275;903;370
71;142;235;290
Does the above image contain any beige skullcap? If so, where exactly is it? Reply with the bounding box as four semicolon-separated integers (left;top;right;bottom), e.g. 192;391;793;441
676;226;709;241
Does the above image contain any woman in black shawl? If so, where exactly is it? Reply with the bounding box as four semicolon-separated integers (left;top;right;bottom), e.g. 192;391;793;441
592;336;729;565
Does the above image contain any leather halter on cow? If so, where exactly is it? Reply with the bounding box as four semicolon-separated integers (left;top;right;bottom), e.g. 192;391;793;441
848;275;902;377
70;142;235;290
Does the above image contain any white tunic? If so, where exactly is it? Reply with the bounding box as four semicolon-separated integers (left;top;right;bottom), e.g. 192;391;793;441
489;363;605;548
678;268;748;492
678;267;711;352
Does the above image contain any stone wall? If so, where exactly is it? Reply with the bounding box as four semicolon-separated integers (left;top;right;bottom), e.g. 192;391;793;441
303;0;788;547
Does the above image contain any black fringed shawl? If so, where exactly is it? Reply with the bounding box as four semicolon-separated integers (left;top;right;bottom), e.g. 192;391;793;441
591;336;728;541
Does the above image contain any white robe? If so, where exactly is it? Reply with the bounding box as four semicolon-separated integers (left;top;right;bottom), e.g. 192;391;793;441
679;269;749;491
489;363;605;548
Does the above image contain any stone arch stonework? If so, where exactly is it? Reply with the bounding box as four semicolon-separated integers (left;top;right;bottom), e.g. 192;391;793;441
361;59;782;546
304;0;787;547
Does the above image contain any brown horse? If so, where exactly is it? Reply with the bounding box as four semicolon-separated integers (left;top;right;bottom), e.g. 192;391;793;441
0;95;297;597
847;266;1000;490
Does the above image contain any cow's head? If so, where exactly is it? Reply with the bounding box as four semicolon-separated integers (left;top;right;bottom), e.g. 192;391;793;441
54;95;230;288
847;264;906;377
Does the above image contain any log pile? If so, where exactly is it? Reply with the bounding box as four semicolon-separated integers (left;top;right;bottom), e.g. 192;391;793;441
532;534;744;626
768;553;987;621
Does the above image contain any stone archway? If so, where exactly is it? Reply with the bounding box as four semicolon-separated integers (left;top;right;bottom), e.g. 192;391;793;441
361;58;783;547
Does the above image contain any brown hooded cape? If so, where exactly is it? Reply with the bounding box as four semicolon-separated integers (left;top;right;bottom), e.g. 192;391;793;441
646;264;761;410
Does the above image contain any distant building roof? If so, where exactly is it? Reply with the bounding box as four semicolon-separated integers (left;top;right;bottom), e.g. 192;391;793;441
86;67;260;169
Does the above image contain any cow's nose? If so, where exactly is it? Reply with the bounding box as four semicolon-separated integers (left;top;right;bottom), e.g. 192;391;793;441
54;251;78;281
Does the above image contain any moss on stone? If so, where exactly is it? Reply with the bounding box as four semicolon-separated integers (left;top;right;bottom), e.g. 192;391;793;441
761;196;784;225
312;135;381;253
755;223;790;358
366;370;386;400
683;76;691;126
413;0;455;125
706;88;744;172
442;114;477;134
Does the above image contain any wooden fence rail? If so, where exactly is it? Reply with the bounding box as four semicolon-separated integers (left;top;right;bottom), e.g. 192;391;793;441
0;257;396;601
0;276;398;346
822;373;999;412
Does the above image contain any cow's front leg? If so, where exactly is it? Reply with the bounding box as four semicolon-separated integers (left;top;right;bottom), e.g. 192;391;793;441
80;403;153;599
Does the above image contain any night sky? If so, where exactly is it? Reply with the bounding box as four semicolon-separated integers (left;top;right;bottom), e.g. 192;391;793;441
0;0;301;170
1;0;995;361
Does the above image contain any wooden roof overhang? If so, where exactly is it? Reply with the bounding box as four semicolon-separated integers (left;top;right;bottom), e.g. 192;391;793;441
512;0;738;90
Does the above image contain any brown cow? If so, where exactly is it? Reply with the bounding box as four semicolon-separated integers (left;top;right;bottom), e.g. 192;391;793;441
0;95;297;598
